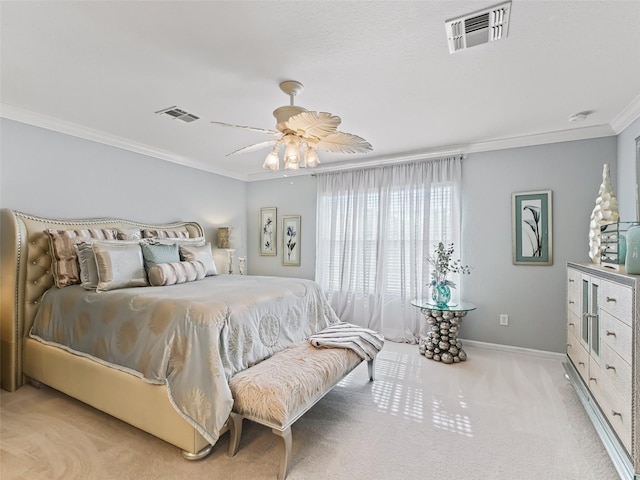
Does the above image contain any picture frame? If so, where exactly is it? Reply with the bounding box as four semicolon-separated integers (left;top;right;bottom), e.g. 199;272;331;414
512;190;553;265
259;207;277;256
282;215;301;266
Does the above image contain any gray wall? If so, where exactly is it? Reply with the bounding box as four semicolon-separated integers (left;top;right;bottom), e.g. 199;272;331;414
617;116;640;221
247;137;619;353
0;119;248;273
246;175;317;279
461;137;617;353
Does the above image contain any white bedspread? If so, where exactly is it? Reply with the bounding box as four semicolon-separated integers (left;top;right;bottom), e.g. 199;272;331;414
30;275;339;444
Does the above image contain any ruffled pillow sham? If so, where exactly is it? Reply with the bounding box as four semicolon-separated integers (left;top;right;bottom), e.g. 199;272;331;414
46;228;119;288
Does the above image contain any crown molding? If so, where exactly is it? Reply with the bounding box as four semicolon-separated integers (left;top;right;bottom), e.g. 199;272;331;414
461;123;616;155
610;93;640;134
0;103;248;181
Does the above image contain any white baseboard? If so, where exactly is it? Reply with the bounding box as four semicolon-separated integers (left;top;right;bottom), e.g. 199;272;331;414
459;338;565;360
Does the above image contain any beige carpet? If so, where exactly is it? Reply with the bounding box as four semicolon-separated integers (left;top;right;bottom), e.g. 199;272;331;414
1;342;619;480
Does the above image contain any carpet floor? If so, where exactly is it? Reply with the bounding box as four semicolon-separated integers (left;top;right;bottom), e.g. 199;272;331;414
1;342;619;480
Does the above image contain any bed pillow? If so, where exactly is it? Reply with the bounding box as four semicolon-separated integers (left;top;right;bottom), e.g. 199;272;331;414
46;228;119;288
148;261;206;287
93;242;147;292
141;229;190;239
75;242;100;290
141;243;180;272
76;239;142;290
179;243;217;276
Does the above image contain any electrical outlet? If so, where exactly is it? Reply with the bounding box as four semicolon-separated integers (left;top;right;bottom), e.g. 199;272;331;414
500;314;509;326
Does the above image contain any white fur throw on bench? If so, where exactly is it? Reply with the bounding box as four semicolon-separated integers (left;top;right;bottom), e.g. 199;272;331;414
228;340;377;480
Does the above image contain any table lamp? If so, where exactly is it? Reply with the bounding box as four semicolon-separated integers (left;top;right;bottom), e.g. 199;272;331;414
217;226;235;274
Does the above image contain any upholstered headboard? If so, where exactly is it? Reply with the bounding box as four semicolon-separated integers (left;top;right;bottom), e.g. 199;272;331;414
0;209;204;391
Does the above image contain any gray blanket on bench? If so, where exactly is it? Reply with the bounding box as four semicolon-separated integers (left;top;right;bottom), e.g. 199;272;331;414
309;322;384;361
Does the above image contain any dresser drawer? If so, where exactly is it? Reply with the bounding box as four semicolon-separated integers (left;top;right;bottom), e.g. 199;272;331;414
567;310;580;338
589;368;632;453
599;341;632;399
567;268;580;316
600;279;633;326
600;310;632;363
567;330;589;383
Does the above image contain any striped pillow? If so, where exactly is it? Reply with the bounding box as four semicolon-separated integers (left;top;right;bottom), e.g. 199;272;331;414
46;228;119;288
141;229;189;239
148;261;206;287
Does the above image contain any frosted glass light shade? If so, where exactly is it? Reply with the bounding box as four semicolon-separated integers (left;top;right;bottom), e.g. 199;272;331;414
284;143;300;164
263;150;279;170
304;148;319;167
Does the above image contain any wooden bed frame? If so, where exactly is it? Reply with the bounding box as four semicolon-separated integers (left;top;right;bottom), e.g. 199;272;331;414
0;209;222;459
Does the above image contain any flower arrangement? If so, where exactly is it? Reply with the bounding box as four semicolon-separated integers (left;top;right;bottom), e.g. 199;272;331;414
427;242;471;290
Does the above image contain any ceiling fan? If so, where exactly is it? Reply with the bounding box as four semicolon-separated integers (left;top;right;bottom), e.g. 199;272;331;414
210;80;372;171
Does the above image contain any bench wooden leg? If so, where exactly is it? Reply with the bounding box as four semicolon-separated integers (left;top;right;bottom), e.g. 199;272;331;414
368;357;376;381
228;413;244;457
273;426;292;480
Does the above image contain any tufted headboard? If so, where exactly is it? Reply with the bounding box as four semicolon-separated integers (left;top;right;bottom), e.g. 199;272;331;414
0;209;204;391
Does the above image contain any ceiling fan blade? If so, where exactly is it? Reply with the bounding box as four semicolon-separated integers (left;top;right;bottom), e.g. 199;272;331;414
314;132;372;154
227;140;280;156
285;111;341;138
211;121;280;136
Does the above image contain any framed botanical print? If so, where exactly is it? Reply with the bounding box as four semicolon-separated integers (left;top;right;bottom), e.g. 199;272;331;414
282;215;300;266
512;190;553;265
259;207;277;256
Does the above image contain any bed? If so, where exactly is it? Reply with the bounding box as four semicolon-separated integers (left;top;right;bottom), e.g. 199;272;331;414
0;209;339;459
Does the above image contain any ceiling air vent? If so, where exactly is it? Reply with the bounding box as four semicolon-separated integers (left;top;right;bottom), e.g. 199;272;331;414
155;106;200;123
445;2;511;54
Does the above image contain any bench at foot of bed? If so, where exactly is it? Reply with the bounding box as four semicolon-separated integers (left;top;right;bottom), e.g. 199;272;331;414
227;341;375;480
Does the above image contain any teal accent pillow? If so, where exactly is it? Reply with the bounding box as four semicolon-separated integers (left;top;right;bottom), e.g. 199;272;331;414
141;243;180;272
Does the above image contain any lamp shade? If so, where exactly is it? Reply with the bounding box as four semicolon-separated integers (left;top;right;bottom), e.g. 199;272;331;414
217;227;230;249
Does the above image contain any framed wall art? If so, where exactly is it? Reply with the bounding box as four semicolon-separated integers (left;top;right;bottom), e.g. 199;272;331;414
282;215;301;266
259;207;277;256
512;190;553;265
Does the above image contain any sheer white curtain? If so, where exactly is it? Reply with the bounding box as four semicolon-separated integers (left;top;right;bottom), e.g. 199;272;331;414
315;157;462;342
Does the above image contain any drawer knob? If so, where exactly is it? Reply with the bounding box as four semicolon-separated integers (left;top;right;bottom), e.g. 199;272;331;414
589;377;597;383
606;330;617;337
606;296;617;303
612;411;622;418
568;300;575;305
606;364;616;372
566;343;572;347
578;361;585;366
568;322;575;326
569;279;575;283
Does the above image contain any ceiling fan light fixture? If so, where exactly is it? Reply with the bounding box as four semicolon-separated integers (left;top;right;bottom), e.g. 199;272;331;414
212;79;371;173
263;147;280;170
304;147;320;167
284;143;301;164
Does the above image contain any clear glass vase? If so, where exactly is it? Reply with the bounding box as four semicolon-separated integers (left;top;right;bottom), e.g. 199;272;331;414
431;282;451;307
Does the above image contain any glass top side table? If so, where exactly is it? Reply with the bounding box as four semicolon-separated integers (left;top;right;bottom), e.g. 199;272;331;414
411;298;477;364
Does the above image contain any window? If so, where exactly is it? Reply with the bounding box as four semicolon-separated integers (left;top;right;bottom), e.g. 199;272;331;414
315;157;461;342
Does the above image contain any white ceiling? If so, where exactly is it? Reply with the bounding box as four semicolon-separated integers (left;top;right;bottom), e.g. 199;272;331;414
2;1;640;182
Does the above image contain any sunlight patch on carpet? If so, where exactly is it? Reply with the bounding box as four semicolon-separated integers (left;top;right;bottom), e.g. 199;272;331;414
431;395;473;437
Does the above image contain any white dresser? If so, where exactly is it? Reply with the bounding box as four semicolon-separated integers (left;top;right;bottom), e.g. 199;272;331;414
565;262;640;480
